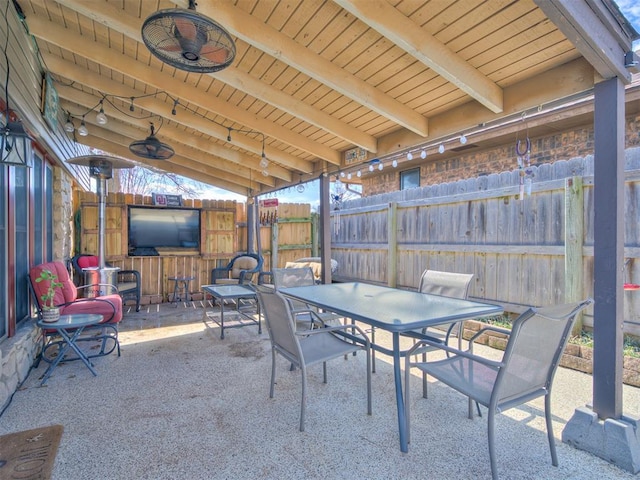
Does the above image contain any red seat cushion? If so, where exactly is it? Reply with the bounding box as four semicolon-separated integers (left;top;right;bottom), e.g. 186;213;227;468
77;256;99;269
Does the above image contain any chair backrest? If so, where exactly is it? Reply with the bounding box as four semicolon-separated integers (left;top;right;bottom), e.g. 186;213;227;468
418;270;473;299
494;299;593;408
273;267;316;289
229;253;263;282
253;284;302;364
272;267;316;312
74;254;99;270
29;261;78;309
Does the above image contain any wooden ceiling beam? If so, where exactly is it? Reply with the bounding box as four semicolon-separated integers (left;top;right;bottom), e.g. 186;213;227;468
25;14;341;165
52;0;378;153
198;2;429;137
334;0;504;114
79;129;254;194
41;54;307;176
56;84;289;183
59;98;274;190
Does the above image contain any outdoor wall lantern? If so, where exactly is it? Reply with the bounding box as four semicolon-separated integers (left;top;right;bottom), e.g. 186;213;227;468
0;119;32;168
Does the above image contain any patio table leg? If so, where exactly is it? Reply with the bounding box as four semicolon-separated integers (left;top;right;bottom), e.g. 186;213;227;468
393;332;408;453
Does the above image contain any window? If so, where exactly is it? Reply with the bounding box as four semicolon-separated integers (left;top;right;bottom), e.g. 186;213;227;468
14;166;30;326
400;168;420;190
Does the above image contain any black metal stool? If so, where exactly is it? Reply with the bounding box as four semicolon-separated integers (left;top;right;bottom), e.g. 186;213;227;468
169;276;195;306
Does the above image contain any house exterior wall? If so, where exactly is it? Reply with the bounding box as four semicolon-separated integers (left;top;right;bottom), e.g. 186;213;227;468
363;114;640;196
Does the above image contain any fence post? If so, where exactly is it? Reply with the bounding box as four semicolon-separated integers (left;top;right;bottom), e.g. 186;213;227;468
311;212;318;257
388;202;398;287
565;175;584;335
271;222;279;270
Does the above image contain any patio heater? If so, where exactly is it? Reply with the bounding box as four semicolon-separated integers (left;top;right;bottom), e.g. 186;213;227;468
68;155;134;294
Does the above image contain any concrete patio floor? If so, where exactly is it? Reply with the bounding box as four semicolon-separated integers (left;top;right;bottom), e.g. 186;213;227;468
1;301;638;479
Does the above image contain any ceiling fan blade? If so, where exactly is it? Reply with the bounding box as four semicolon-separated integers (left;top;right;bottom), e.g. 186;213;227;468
174;17;197;41
156;43;183;53
200;46;231;64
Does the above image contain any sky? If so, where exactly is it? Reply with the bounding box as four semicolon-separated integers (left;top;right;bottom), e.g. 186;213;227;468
198;0;640;206
616;0;640;45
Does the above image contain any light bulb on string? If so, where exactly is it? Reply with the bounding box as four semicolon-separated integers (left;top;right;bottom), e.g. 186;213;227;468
297;183;305;193
421;149;427;159
96;102;108;125
347;172;352;180
64;114;75;133
407;152;413;160
77;117;88;136
438;144;445;154
378;163;383;171
369;164;374;172
261;169;269;177
460;134;467;144
259;152;269;169
392;159;398;168
357;170;361;178
340;171;345;178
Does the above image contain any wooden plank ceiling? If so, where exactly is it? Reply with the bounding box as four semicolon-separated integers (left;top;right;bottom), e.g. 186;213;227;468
17;0;629;195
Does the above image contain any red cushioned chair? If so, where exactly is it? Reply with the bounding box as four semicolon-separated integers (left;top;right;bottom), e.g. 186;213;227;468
29;261;123;364
71;254;141;312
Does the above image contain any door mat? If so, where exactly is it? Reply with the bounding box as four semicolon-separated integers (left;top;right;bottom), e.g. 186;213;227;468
0;425;63;480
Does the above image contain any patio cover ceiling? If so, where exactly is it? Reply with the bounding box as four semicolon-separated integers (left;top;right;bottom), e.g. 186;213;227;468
19;0;639;196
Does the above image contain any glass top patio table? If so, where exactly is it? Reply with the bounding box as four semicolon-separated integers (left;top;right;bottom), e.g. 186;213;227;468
280;282;502;453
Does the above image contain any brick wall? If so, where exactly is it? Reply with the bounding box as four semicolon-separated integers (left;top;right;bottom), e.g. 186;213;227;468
363;114;640;196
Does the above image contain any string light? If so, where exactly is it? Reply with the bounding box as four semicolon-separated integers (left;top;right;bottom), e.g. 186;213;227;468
378;163;383;170
392;159;397;168
95;101;108;125
357;170;361;177
64;113;75;133
77;117;88;136
407;152;413;160
438;144;445;154
420;149;427;159
460;134;467;144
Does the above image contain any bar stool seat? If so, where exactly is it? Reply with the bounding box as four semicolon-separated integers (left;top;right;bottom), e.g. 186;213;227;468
169;276;195;305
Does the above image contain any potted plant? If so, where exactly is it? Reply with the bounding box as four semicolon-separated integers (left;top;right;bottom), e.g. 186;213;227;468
35;269;63;322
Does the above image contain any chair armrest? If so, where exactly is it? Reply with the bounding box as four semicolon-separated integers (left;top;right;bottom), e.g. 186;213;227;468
117;270;141;285
239;267;262;284
296;322;371;348
258;271;272;285
406;336;504;369
469;324;512;341
76;283;120;294
211;267;230;283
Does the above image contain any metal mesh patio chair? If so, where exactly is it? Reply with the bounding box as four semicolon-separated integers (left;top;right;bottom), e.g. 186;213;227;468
404;298;593;480
370;270;473;378
405;270;474;397
253;284;372;432
272;267;344;329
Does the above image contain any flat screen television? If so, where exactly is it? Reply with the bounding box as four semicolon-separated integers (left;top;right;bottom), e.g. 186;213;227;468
128;206;201;254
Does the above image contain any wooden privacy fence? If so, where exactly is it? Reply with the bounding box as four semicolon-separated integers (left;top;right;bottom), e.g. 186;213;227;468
331;150;640;336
